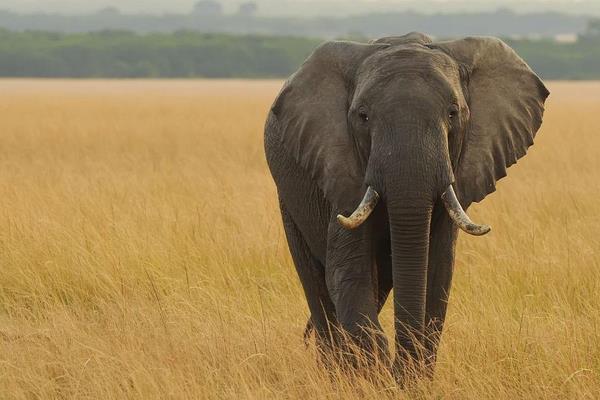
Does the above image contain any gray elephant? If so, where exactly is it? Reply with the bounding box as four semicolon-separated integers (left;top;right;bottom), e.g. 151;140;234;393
264;32;548;377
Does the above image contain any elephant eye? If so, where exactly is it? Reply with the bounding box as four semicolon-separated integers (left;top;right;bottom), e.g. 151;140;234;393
448;104;459;120
358;111;369;122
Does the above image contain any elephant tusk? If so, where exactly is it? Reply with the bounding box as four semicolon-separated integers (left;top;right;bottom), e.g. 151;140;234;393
337;187;380;230
441;185;491;236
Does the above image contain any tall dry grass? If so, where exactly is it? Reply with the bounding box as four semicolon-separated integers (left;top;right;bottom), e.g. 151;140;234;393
0;80;598;399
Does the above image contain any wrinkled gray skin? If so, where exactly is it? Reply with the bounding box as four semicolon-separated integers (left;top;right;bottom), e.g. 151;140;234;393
264;32;549;377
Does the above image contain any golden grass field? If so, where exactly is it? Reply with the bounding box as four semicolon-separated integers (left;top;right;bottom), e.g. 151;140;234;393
0;79;598;399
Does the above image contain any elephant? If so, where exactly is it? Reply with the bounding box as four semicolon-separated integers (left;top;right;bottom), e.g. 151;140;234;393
264;32;549;377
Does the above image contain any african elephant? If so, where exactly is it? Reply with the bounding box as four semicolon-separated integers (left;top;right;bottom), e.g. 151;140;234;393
264;32;548;377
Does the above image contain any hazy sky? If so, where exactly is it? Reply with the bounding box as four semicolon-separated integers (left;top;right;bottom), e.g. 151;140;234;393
0;0;596;16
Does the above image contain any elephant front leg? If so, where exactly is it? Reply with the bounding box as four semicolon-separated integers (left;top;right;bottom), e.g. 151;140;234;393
424;209;459;374
325;215;389;366
280;203;339;356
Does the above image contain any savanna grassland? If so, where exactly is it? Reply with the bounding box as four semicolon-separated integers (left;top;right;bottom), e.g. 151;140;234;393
0;80;598;399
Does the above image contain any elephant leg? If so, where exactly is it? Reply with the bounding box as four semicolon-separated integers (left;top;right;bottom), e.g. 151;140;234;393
305;245;391;345
325;215;388;365
280;202;339;353
424;208;459;374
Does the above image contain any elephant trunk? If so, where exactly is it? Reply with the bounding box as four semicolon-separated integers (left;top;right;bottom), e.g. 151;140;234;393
336;122;490;377
387;195;432;375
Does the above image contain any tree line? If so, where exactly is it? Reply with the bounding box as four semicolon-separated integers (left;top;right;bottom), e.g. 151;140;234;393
0;29;599;79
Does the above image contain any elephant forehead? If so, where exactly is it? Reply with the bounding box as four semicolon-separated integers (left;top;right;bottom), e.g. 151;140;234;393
355;47;463;104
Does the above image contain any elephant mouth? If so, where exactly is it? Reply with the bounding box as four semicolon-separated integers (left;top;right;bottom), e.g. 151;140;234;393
337;185;490;236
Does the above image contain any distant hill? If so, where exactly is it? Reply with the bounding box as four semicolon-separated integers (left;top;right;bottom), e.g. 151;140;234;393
0;8;589;39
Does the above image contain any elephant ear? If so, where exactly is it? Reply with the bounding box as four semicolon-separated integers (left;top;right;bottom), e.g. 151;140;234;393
270;41;388;211
433;37;550;207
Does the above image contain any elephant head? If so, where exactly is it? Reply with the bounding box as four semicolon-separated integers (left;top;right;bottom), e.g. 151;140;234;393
271;33;548;368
